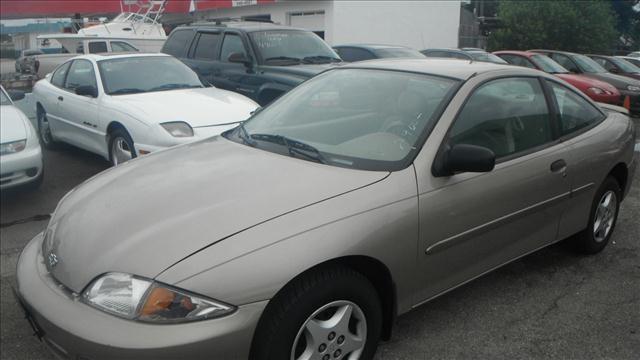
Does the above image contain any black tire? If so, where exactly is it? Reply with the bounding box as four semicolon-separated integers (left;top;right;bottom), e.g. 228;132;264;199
572;176;621;254
108;127;136;166
37;107;59;150
250;266;383;360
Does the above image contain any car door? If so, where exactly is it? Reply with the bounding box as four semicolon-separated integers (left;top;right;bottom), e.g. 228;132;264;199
42;61;71;137
213;31;260;99
184;31;222;86
414;76;572;302
58;59;102;154
543;79;614;240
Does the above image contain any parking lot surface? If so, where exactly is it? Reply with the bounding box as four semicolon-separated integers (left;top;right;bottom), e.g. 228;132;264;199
1;131;639;360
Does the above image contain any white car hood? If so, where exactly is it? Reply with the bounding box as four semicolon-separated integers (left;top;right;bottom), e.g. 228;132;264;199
113;87;258;127
0;106;27;143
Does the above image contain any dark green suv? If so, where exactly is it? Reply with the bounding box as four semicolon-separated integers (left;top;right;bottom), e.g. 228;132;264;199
162;21;342;105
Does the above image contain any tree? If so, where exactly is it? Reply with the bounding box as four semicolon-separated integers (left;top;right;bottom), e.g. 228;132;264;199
611;0;640;49
488;1;618;53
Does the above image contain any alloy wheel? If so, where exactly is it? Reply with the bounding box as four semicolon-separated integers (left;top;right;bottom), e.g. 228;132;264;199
39;113;52;145
593;190;617;243
291;300;367;360
111;137;133;166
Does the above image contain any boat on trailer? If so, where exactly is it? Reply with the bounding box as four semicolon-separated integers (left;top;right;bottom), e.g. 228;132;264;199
37;0;168;53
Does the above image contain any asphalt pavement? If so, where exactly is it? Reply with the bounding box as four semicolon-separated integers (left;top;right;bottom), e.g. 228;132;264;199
1;133;639;360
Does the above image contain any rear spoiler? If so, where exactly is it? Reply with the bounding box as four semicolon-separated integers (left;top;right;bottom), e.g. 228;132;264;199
597;102;629;115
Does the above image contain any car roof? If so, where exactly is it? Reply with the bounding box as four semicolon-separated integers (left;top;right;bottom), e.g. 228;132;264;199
78;53;171;61
339;58;520;80
422;48;467;54
585;54;612;59
176;21;307;33
529;49;581;56
493;50;537;57
334;44;413;50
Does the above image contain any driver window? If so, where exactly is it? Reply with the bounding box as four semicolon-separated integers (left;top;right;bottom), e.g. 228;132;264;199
64;60;97;92
449;77;553;159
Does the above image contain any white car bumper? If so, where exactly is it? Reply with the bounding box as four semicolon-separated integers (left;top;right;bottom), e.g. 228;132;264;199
0;145;43;189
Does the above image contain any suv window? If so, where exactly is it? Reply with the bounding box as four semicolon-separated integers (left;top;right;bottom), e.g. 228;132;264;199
334;47;375;62
88;41;108;54
51;61;71;88
194;32;221;60
220;34;247;62
450;77;552;159
163;29;195;57
549;81;603;136
64;60;97;91
111;41;138;52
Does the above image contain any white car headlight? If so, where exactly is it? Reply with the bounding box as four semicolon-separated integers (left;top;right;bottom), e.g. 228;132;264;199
83;273;235;322
627;85;640;92
161;122;194;137
0;139;26;155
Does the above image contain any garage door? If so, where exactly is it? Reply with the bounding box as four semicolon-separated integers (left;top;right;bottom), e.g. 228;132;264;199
288;10;325;38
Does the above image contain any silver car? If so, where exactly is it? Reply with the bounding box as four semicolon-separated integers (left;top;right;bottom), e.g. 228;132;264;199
16;59;636;360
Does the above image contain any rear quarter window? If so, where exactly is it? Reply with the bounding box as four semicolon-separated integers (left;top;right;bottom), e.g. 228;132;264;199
162;29;195;58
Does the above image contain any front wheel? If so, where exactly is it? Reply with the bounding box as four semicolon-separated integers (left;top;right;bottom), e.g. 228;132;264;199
108;128;136;166
37;108;59;150
250;266;383;360
571;176;621;254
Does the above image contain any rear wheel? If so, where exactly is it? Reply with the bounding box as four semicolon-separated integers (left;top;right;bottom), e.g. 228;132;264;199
37;107;59;150
250;266;382;360
572;176;621;254
108;127;136;166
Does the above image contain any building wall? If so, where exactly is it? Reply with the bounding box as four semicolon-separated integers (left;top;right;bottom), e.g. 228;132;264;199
331;0;460;49
191;0;460;48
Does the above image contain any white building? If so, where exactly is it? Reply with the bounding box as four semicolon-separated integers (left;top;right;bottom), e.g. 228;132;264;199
178;0;464;49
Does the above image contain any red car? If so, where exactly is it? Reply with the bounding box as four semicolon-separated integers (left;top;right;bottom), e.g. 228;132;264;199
494;50;621;105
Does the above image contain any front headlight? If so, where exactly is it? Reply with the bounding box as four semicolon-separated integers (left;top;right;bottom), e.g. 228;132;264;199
83;273;235;323
0;139;26;155
587;87;605;95
627;85;640;92
161;122;194;137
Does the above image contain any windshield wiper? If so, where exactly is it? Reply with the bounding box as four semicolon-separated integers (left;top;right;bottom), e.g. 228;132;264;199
302;55;341;64
251;133;327;164
150;83;201;91
109;88;145;95
236;122;256;147
264;56;302;64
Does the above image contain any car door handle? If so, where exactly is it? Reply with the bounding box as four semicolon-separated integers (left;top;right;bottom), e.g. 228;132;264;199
550;159;567;174
57;96;64;101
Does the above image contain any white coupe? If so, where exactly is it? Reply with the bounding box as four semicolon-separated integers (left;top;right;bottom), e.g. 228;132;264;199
0;86;43;190
32;53;258;165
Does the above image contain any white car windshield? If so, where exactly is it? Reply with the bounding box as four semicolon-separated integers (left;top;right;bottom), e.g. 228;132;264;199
97;56;204;95
228;69;459;171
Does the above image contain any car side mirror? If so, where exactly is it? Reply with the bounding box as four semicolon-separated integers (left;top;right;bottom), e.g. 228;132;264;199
7;90;25;102
228;52;252;67
609;67;619;74
432;144;496;177
75;85;98;98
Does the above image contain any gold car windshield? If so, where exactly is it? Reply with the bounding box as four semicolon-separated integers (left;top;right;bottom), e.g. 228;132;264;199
233;69;459;171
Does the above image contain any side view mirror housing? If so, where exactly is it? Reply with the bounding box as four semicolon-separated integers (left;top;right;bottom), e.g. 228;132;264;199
75;85;98;98
7;90;25;102
228;52;252;67
432;144;496;177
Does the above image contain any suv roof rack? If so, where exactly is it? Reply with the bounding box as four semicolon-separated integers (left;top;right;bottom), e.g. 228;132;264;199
190;17;275;26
